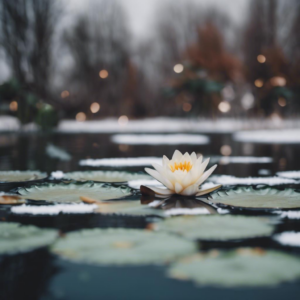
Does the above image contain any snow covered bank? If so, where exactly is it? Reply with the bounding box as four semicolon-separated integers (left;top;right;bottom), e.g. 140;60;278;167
111;134;209;145
234;129;300;144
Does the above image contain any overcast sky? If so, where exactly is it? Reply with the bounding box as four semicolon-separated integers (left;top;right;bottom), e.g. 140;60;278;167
66;0;250;39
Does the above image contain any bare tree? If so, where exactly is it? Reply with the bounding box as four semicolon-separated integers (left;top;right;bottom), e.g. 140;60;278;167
0;0;59;99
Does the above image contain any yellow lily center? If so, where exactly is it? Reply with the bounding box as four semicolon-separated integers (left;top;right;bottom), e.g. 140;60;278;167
169;161;192;172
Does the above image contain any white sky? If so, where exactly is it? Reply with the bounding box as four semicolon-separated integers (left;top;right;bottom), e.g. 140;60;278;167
66;0;250;39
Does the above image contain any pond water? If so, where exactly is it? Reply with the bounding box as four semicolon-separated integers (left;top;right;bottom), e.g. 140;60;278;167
1;131;300;300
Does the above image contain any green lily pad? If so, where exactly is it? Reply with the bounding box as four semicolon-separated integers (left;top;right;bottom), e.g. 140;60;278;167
95;201;165;217
0;222;58;255
17;182;132;203
168;248;300;287
0;170;47;182
157;215;273;241
51;228;197;265
204;187;300;210
64;170;150;183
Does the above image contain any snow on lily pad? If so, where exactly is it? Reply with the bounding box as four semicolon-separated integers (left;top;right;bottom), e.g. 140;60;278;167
168;248;300;287
0;170;47;183
273;232;300;247
64;170;151;183
157;215;273;241
17;182;132;203
208;175;298;186
0;222;58;255
205;187;300;210
277;171;300;179
51;228;197;265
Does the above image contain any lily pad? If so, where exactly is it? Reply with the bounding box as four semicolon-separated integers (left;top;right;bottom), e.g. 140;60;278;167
168;248;300;287
17;182;132;203
0;222;58;255
64;170;150;183
51;228;197;265
158;215;273;241
0;171;47;183
95;201;165;217
204;187;300;210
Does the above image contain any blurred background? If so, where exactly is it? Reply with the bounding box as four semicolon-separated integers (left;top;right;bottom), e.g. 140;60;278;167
0;0;299;128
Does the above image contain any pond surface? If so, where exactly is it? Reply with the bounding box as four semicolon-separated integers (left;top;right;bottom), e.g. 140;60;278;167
1;131;300;300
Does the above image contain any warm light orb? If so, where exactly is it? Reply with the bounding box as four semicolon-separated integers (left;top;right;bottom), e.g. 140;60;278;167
220;145;232;156
218;101;231;113
119;144;129;152
9;101;18;112
99;69;109;79
118;115;129;126
257;54;266;63
182;103;192;112
76;112;86;122
90;102;100;113
173;64;184;74
61;90;70;98
270;76;286;87
254;79;264;88
278;97;286;107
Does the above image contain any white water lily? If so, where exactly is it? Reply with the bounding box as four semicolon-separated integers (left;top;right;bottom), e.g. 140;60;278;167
143;150;221;197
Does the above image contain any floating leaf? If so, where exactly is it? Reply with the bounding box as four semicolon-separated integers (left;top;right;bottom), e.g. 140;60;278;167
94;200;165;217
0;171;47;183
0;222;58;255
0;194;25;205
64;170;150;183
168;248;300;287
158;215;273;241
17;182;132;203
204;187;300;210
51;228;197;265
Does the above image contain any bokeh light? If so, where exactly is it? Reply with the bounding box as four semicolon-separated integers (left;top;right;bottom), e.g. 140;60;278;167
182;103;192;112
9;101;18;112
119;144;129;152
218;101;231;113
76;112;86;122
173;64;184;73
270;76;286;87
61;90;70;98
278;97;286;107
99;69;109;79
241;93;255;110
257;54;266;63
220;145;232;156
118;115;129;126
90;102;100;113
254;79;264;88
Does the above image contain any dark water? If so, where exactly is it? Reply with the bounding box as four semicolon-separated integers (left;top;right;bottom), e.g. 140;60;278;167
1;131;300;300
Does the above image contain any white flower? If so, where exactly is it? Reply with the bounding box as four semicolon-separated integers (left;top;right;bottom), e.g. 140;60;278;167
143;150;221;197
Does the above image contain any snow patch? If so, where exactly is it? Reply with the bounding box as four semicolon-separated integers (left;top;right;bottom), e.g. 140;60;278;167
234;129;300;144
50;170;65;179
277;171;300;179
79;157;162;167
219;156;272;164
209;175;299;186
164;208;211;216
11;203;98;215
274;232;300;247
277;211;300;219
128;179;163;189
111;134;209;145
46;144;71;161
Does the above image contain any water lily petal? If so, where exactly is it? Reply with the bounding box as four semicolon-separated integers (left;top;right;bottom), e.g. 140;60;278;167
180;184;198;196
196;164;218;186
182;152;191;163
175;182;183;194
196;158;210;177
172;150;183;161
191;152;197;164
195;184;222;196
143;186;174;196
196;154;203;164
182;170;195;187
145;168;174;190
163;155;170;167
